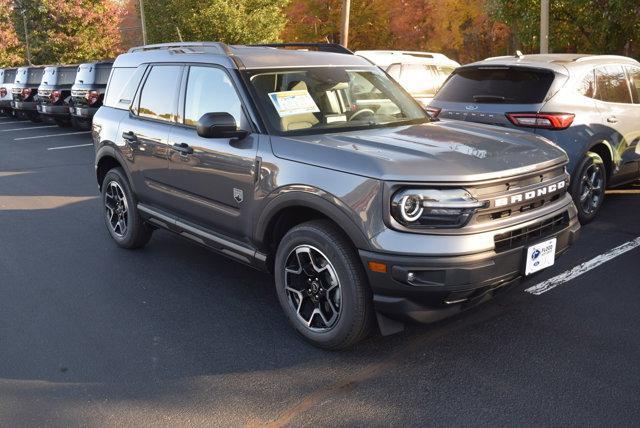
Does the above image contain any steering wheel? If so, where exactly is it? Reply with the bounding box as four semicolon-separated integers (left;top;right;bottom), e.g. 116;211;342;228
349;108;375;122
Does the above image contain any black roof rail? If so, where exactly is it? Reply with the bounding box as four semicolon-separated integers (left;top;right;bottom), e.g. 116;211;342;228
127;42;233;55
250;43;353;55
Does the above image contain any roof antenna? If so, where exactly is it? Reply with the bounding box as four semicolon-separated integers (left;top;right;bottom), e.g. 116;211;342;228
515;50;524;59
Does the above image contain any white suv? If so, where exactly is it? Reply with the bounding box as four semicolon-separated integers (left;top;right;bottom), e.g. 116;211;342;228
356;50;460;106
0;68;17;115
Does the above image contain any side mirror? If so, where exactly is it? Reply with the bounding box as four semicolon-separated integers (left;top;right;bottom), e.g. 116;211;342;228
196;112;248;139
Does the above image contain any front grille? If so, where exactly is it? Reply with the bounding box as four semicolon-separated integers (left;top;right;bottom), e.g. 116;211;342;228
471;166;569;225
493;212;569;253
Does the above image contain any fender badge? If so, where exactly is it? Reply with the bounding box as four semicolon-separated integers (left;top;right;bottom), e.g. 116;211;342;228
233;188;244;203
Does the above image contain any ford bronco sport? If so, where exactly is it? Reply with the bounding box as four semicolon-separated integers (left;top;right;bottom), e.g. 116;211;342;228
93;42;580;349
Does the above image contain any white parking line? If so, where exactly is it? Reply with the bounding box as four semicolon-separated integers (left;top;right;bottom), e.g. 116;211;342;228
0;120;29;126
13;131;90;141
1;125;57;132
47;143;93;151
525;236;640;295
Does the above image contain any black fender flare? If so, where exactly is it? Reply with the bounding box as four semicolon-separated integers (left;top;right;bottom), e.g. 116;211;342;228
95;143;135;191
254;187;371;251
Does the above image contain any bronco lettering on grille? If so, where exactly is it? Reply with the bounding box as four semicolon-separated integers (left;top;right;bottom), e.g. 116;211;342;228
494;180;565;208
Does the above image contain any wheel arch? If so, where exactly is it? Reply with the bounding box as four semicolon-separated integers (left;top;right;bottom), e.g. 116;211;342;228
95;145;130;190
255;190;371;268
587;141;614;180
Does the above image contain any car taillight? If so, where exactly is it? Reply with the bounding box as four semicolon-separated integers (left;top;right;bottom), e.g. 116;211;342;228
86;90;99;105
506;113;575;130
22;88;32;99
50;90;61;103
0;87;6;97
425;106;441;119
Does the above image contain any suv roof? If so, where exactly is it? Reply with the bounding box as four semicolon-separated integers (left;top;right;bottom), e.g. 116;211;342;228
468;53;640;74
117;42;371;70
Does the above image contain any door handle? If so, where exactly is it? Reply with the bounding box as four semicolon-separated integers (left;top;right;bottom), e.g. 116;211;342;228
607;116;618;124
122;131;137;142
173;142;193;155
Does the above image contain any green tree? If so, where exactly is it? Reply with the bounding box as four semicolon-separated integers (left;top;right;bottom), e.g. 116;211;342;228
489;0;640;57
13;0;126;65
145;0;290;44
0;0;23;66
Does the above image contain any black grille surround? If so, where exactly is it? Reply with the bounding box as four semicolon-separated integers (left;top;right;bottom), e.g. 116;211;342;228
493;212;570;253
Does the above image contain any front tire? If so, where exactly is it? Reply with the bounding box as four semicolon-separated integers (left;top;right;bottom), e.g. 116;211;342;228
101;168;152;249
274;220;374;350
571;152;607;224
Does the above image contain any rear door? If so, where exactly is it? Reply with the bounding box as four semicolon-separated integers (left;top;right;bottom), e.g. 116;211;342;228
593;65;640;183
165;65;258;239
116;65;183;207
431;65;556;127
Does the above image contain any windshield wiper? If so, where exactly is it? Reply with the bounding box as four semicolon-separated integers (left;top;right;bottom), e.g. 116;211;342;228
472;94;507;103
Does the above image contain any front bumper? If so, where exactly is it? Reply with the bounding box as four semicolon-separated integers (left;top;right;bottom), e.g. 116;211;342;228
360;203;580;323
12;101;37;111
70;105;98;119
37;104;70;117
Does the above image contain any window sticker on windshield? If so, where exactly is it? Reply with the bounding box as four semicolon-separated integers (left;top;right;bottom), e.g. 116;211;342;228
268;90;320;117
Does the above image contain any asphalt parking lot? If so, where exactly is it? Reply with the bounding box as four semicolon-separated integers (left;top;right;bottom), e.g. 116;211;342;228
0;114;638;427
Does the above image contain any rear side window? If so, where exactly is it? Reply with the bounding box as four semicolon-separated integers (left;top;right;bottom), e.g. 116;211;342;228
625;66;640;104
104;66;146;109
434;66;555;104
3;69;16;84
95;66;112;85
58;67;77;85
183;66;244;127
137;65;182;122
595;66;632;104
27;69;44;85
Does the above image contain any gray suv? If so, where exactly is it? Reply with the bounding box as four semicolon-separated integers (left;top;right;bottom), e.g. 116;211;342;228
429;54;640;223
93;43;580;349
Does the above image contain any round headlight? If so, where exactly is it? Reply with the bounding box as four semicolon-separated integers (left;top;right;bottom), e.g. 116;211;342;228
400;194;423;222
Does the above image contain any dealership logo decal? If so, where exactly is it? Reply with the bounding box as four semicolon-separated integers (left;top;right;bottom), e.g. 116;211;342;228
494;181;565;208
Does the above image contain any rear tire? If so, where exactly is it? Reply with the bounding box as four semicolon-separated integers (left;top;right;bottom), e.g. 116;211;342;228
28;112;42;123
274;220;374;350
571;152;607;224
101;168;152;249
54;117;72;128
71;117;91;130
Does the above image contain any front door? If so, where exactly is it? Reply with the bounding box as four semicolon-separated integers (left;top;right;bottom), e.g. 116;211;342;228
166;65;258;240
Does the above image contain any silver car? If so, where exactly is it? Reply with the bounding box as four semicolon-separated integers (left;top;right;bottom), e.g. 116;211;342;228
429;54;640;223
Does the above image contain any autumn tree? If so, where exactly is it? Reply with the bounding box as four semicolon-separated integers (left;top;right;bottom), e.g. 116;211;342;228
145;0;290;44
13;0;126;65
0;0;23;66
282;0;393;49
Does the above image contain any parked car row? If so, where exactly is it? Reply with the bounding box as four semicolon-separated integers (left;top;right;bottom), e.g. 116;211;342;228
0;61;113;129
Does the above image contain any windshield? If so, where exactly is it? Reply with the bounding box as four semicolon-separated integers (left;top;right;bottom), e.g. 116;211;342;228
245;67;427;134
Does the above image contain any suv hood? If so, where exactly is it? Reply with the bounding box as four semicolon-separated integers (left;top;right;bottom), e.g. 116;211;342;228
270;120;568;182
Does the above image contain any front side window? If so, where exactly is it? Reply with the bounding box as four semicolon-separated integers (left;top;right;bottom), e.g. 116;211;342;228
138;65;182;122
595;66;632;104
183;66;244;127
626;66;640;104
245;66;426;134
